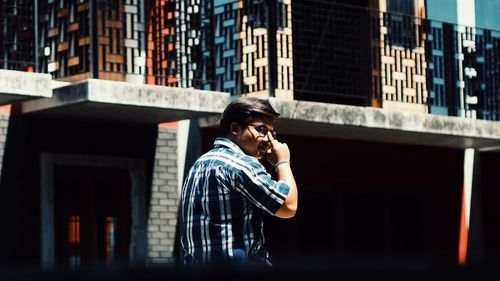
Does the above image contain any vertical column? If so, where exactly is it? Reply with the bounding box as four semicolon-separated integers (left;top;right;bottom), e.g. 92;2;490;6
458;148;483;265
147;125;179;265
267;0;277;97
0;110;10;180
89;0;99;78
456;0;477;118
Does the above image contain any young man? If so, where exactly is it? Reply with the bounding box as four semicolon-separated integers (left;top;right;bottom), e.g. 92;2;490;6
180;97;298;267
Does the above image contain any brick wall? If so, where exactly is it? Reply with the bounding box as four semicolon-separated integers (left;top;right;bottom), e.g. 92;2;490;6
0;111;10;180
147;127;179;265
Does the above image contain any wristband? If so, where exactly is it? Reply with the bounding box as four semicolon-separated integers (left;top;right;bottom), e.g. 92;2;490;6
274;160;290;172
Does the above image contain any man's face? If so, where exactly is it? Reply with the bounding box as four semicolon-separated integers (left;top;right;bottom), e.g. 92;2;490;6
231;117;275;159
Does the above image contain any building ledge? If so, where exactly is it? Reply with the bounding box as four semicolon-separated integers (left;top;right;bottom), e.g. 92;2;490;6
14;75;500;151
21;78;230;124
0;70;52;105
269;98;500;151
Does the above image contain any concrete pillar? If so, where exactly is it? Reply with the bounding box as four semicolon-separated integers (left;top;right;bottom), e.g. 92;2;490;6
0;109;10;182
459;148;484;265
147;125;179;266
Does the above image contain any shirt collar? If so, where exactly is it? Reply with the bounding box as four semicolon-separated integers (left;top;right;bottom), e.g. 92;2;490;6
213;137;246;155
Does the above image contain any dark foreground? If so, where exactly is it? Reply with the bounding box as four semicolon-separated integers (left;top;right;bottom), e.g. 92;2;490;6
1;263;500;281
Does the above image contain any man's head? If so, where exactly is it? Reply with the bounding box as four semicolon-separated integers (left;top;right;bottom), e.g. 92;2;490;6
220;97;280;159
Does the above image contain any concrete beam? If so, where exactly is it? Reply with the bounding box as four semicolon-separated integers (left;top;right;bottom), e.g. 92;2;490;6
16;76;500;150
268;98;500;150
0;70;52;105
21;79;230;124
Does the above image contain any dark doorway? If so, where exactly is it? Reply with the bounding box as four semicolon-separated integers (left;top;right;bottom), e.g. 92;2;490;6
53;166;132;269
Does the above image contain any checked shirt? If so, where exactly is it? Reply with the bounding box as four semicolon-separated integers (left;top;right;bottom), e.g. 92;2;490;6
180;137;290;266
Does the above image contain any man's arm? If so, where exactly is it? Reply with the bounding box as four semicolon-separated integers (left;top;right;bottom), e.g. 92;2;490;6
267;133;298;219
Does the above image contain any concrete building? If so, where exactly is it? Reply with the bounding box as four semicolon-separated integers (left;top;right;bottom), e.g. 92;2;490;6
0;0;499;274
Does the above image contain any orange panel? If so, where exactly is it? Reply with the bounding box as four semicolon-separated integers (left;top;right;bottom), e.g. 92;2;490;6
68;56;80;67
458;182;468;265
168;77;177;84
77;2;89;12
57;42;69;52
57;8;69;18
79;37;90;46
67;22;79;32
0;105;12;115
159;121;178;128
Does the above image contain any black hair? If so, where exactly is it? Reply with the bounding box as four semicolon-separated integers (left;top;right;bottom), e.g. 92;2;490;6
219;97;280;135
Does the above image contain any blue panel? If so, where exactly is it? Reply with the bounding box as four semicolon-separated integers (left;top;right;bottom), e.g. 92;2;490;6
215;36;225;44
432;50;443;56
433;78;445;84
223;49;235;58
475;0;500;30
215;0;237;7
426;0;457;24
430;21;443;28
429;106;449;116
214;6;224;14
216;67;225;75
224;80;236;89
223;19;235;27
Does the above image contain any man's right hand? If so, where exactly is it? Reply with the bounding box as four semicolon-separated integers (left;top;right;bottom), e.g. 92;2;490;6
267;132;297;219
266;132;290;166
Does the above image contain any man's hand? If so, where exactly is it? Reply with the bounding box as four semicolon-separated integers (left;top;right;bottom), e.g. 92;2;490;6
266;132;290;166
266;132;297;219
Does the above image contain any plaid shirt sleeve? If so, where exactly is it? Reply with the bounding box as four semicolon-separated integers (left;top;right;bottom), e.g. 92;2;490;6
229;156;291;215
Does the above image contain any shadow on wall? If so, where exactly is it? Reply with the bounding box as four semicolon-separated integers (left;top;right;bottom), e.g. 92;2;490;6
0;115;158;267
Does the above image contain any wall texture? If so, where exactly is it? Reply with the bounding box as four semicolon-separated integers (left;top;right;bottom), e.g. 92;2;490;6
147;127;179;265
0;111;9;181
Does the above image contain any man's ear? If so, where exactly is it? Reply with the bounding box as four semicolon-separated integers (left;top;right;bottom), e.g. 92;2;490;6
229;122;241;137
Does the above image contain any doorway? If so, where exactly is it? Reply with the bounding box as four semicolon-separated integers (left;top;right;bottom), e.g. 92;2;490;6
40;153;147;270
54;166;131;268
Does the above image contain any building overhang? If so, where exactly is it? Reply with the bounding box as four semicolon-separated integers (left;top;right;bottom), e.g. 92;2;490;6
267;98;500;152
21;79;230;124
0;70;52;104
197;97;500;152
15;74;500;152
